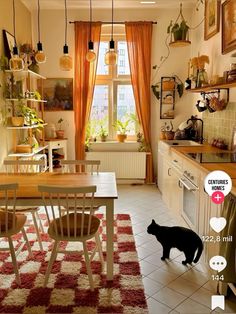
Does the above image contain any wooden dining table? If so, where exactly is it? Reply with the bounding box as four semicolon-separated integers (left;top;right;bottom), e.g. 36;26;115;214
0;171;118;280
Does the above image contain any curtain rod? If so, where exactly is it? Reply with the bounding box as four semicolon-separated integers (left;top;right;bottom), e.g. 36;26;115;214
69;21;157;24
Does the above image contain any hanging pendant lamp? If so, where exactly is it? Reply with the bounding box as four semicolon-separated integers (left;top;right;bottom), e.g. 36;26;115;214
59;0;73;71
105;0;117;65
9;0;24;71
35;0;46;63
86;0;96;62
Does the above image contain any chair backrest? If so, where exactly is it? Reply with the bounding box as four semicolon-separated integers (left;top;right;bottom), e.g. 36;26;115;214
4;156;47;173
61;160;100;175
38;185;97;238
0;183;18;234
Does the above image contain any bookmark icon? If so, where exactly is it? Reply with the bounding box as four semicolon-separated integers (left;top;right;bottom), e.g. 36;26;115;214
211;295;225;310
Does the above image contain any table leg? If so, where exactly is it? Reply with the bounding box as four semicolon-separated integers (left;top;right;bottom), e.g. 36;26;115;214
106;199;114;280
48;147;53;172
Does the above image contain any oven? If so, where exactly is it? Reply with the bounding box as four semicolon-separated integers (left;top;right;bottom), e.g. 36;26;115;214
179;170;199;231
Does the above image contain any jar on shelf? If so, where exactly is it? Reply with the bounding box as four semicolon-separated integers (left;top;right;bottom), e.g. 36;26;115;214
197;69;208;87
45;123;56;139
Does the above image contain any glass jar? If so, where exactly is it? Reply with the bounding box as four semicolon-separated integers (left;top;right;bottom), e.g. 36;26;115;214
197;69;208;88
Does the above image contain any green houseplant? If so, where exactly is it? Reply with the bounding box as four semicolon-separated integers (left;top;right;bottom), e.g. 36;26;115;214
56;118;66;139
113;118;130;142
167;20;189;42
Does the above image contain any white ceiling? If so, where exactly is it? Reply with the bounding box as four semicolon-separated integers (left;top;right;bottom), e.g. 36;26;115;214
21;0;196;11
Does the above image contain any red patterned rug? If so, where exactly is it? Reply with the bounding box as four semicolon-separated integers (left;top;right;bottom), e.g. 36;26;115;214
0;214;148;314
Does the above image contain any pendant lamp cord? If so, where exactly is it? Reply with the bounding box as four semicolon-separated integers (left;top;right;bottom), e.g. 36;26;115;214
65;0;68;45
111;0;114;41
12;0;16;46
89;0;92;41
37;0;41;42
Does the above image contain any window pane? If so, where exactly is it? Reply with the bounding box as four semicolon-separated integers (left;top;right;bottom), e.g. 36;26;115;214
97;42;109;75
90;85;109;136
117;85;136;135
118;41;130;75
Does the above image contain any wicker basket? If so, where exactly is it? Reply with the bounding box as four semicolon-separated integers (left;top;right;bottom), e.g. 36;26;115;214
165;131;175;140
162;80;175;91
15;144;32;153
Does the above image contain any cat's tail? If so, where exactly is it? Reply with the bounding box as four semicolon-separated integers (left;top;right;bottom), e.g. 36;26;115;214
194;240;204;263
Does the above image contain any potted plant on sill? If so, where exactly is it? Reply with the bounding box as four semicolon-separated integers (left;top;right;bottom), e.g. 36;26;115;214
113;118;131;142
99;125;108;142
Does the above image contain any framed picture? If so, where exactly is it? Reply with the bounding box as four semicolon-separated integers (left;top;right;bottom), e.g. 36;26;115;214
3;29;16;59
222;0;236;54
42;78;73;111
204;0;220;40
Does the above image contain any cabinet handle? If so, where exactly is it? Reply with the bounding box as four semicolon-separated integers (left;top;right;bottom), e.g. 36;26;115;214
168;168;171;176
173;159;178;163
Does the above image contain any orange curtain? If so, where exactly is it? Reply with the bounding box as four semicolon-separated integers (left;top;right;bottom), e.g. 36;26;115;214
74;21;101;160
125;22;154;183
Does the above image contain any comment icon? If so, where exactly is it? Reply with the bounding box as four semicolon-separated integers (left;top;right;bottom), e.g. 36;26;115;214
209;256;227;272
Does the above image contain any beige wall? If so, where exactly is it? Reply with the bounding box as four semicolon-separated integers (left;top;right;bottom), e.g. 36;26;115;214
190;1;236;148
31;7;197;176
0;0;32;171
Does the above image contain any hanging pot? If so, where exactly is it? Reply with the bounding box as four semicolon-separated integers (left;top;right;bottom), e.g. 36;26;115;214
196;100;207;112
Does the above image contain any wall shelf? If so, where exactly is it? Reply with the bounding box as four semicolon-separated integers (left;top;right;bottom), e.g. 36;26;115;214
8;145;48;157
6;98;47;103
7;123;47;130
5;69;46;80
187;81;236;93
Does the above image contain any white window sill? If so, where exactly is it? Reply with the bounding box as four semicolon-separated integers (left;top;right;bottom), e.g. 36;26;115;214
89;141;139;152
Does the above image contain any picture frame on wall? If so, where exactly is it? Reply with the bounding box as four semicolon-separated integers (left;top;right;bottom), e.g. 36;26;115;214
204;0;220;40
3;29;16;59
222;0;236;54
42;78;73;111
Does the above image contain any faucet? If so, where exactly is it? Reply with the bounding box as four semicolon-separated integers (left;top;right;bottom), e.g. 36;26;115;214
187;116;204;144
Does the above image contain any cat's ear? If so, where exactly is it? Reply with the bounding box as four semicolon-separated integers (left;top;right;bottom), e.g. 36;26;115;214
152;219;156;224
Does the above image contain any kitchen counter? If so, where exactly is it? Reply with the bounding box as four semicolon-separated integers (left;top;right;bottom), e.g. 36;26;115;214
169;143;236;195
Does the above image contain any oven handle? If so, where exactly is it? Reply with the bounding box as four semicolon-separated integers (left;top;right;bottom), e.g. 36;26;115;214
179;177;199;191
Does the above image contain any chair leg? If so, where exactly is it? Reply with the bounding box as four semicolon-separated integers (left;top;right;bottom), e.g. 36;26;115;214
8;237;20;286
83;241;94;291
36;210;44;233
32;212;43;251
44;240;58;287
95;232;104;267
21;228;33;258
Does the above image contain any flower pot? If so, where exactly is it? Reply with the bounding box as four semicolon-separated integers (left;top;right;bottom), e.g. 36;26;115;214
100;135;107;142
56;130;65;139
11;116;24;127
117;134;127;142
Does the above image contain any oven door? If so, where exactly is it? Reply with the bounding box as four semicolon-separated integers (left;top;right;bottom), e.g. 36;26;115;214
179;177;199;231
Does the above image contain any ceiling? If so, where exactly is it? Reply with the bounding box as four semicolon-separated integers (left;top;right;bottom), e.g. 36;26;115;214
21;0;196;11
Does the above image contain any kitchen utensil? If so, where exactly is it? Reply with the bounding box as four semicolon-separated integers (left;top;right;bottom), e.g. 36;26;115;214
231;125;236;151
196;100;207;112
179;120;193;130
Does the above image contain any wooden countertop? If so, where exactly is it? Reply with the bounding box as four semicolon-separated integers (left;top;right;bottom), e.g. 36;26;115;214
168;143;236;195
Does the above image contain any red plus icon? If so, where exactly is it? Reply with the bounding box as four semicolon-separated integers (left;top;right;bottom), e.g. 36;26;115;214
211;191;225;204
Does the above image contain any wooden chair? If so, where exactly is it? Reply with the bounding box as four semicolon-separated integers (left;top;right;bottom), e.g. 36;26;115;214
61;160;101;174
38;185;104;290
60;160;101;211
0;183;32;285
4;158;47;251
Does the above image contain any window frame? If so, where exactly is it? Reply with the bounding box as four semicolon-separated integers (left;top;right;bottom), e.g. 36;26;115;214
91;34;137;141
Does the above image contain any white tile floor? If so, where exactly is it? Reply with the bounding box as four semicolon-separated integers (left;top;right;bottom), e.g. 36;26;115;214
112;184;236;314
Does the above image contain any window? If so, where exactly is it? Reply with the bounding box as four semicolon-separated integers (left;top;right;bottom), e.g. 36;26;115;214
89;34;137;140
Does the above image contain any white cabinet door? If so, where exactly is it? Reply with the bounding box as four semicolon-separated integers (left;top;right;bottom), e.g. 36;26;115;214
169;166;182;216
162;159;172;208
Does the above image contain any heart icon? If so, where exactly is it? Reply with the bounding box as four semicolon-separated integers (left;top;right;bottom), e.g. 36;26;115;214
210;217;227;233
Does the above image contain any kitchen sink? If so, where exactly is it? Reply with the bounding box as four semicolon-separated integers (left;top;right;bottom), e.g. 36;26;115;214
162;140;202;146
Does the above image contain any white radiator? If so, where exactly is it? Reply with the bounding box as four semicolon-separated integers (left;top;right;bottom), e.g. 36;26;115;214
86;152;146;179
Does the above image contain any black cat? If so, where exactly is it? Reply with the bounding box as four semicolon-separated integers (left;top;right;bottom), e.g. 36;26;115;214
147;219;203;265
